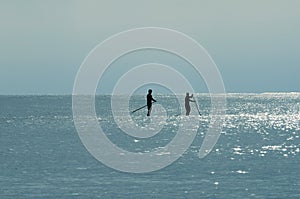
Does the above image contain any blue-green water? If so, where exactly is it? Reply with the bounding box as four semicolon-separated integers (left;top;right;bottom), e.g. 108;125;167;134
1;94;300;198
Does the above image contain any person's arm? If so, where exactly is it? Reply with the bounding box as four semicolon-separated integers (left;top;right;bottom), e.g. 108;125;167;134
189;94;195;102
152;96;157;102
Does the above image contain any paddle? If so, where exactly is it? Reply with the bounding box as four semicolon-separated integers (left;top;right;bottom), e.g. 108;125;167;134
131;101;156;114
131;105;147;113
193;96;201;116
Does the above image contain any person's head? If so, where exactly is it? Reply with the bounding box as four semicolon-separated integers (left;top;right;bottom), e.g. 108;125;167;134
186;92;189;96
148;89;152;94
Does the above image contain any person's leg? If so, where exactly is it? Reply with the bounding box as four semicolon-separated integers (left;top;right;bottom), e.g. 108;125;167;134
147;105;152;116
186;105;190;116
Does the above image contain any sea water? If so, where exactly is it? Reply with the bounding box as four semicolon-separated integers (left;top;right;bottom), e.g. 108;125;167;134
0;93;299;198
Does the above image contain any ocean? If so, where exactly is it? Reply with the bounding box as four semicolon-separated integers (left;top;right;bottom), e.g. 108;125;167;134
0;93;299;198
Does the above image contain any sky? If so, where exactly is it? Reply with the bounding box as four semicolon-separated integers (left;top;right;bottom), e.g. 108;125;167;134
0;0;299;94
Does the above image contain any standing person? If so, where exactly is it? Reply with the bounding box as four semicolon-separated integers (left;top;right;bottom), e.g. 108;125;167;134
185;92;195;116
147;89;156;116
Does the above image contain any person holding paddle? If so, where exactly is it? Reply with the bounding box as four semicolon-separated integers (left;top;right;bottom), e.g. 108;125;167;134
185;92;195;116
147;89;156;116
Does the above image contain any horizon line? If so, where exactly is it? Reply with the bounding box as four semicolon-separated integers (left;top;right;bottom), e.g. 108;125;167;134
1;91;300;96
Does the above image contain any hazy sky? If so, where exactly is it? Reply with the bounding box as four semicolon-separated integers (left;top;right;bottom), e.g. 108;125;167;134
0;0;299;94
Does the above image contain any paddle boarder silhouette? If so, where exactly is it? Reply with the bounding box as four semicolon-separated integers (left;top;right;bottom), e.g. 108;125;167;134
147;89;156;116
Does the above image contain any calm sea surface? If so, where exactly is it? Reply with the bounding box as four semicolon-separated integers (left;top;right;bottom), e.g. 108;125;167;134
1;94;299;198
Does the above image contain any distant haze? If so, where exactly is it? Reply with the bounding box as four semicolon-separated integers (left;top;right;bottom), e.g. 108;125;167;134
0;1;299;94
